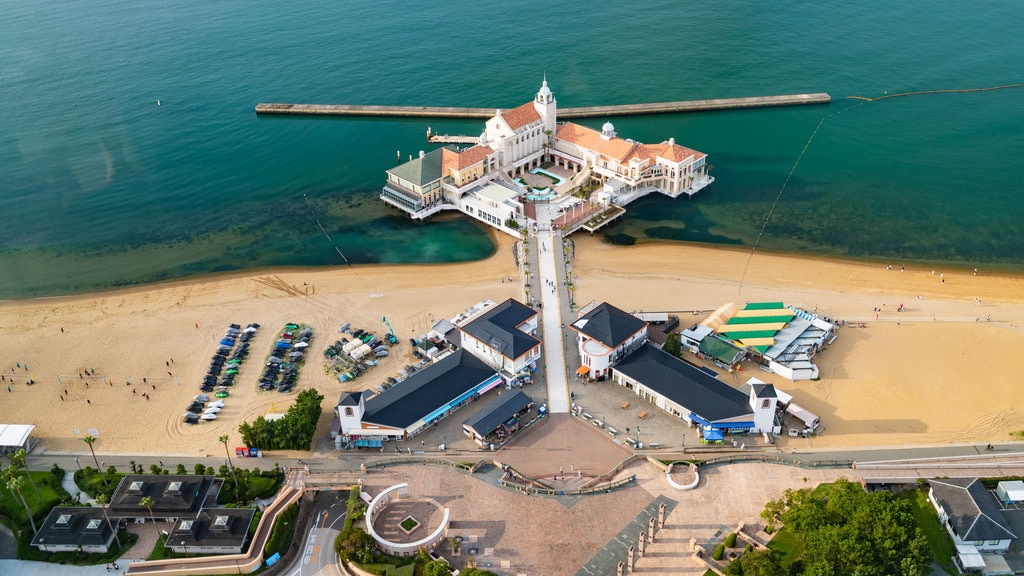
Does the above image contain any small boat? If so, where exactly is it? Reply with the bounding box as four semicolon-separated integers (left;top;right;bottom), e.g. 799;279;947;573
339;322;351;333
362;359;380;367
200;413;217;420
375;350;389;357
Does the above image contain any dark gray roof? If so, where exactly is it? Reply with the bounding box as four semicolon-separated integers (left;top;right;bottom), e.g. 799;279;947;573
31;506;115;550
387;148;445;186
461;299;539;361
752;383;777;399
571;302;647;348
108;475;217;519
463;390;533;437
338;391;362;406
167;507;256;552
613;343;753;423
930;478;1016;541
363;350;498;429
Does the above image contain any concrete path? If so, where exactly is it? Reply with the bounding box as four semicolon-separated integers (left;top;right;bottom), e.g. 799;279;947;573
62;469;96;506
0;559;139;575
534;206;571;413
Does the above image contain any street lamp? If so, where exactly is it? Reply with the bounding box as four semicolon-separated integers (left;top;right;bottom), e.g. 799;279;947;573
74;457;81;471
181;540;189;558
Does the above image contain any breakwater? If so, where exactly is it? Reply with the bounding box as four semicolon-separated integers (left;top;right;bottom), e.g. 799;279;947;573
254;93;830;119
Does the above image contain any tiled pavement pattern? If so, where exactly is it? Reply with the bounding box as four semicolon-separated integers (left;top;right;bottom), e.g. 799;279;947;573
361;459;849;575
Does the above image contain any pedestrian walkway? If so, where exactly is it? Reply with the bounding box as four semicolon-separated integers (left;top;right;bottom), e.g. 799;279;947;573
534;208;571;413
62;469;96;506
0;559;138;575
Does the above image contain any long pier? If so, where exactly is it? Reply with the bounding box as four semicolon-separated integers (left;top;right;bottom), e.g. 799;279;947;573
254;93;830;119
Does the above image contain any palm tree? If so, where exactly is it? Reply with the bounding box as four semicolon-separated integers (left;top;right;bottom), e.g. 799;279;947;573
4;468;38;535
8;449;40;500
93;494;122;549
140;495;156;525
82;435;107;485
219;434;239;490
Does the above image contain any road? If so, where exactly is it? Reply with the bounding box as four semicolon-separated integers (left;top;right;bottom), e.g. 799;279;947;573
285;490;347;576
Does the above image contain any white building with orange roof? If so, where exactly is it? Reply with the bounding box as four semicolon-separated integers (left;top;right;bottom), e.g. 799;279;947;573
380;79;712;237
553;121;711;199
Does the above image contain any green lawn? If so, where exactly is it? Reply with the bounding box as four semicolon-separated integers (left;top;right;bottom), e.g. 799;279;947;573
0;470;68;527
766;526;804;568
897;489;958;576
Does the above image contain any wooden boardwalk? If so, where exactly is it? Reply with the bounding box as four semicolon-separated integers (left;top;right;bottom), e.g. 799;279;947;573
255;93;830;119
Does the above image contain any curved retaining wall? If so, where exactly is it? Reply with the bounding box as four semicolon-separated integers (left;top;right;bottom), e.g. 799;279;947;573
365;483;450;557
665;462;700;490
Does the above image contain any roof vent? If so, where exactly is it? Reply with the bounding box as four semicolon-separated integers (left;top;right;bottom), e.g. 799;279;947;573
128;481;144;492
166;481;182;493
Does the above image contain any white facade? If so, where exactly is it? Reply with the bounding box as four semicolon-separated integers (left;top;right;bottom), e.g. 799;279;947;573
576;327;646;380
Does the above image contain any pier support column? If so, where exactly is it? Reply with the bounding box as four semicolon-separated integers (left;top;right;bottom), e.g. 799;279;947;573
627;545;636;573
649;516;657;541
658;503;666;530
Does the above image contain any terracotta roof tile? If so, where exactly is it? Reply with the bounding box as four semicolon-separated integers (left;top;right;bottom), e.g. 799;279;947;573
442;145;492;173
501;102;541;131
556;122;635;161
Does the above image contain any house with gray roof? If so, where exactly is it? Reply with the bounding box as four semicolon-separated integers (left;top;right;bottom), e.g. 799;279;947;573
108;475;218;521
336;349;503;441
611;344;776;440
460;298;541;376
166;507;257;555
929;478;1016;554
31;507;117;553
571;301;648;380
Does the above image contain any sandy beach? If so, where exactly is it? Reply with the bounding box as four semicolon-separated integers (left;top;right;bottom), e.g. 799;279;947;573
3;234;1024;458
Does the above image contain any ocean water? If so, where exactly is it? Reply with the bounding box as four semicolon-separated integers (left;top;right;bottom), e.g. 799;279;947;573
1;0;1022;298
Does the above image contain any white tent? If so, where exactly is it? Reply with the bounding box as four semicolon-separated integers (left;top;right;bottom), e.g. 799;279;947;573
0;424;35;450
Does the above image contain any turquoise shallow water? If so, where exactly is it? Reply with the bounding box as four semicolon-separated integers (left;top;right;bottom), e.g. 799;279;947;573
1;0;1022;298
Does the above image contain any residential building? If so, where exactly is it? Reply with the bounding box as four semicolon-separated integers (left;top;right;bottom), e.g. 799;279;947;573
31;507;116;553
107;474;218;522
571;301;648;380
929;478;1016;554
166;508;257;555
459;298;541;377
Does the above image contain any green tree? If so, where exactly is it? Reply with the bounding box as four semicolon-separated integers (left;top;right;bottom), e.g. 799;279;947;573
4;468;38;535
663;332;682;357
81;435;107;485
176;463;187;475
220;434;239;489
93;494;122;549
8;449;41;500
140;495;156;525
723;549;785;576
460;570;500;576
423;558;453;576
762;479;932;576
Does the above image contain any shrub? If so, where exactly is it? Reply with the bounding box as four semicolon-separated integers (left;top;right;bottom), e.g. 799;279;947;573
712;544;725;561
263;502;298;558
725;532;737;547
745;543;753;553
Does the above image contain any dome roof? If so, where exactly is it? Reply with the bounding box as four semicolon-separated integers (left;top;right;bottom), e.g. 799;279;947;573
602;121;615;133
538;79;552;97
